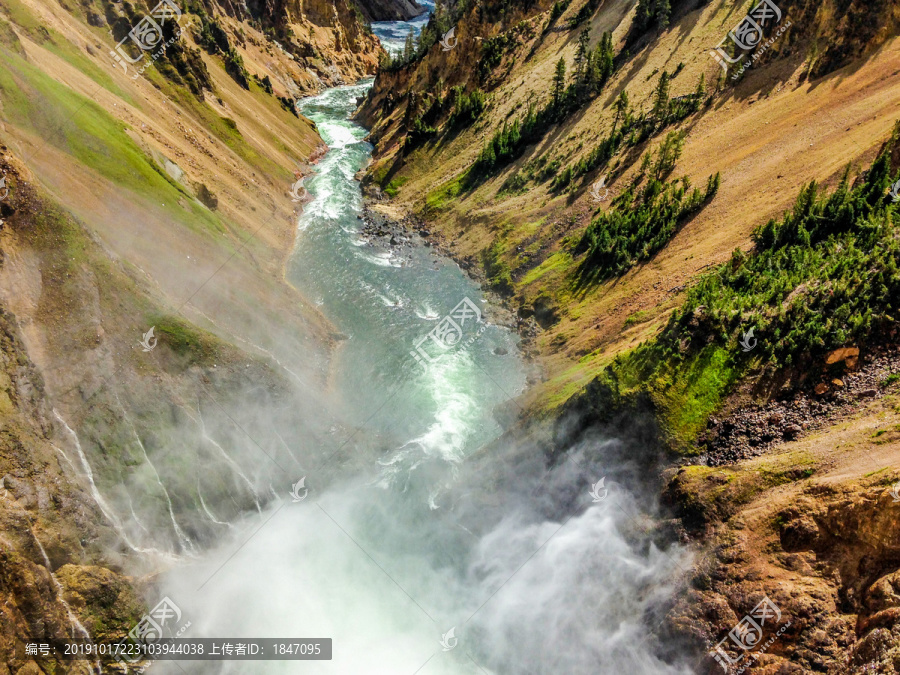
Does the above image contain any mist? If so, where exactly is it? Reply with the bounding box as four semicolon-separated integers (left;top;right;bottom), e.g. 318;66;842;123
152;416;694;674
38;80;699;675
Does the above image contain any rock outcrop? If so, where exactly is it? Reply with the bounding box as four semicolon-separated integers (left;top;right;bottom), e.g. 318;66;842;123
0;305;144;671
668;485;900;674
356;0;425;22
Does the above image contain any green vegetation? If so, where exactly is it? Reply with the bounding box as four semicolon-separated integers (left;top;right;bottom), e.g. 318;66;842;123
624;309;654;327
546;0;570;30
104;0;211;97
482;240;513;294
255;74;274;94
279;95;298;116
163;83;289;180
550;131;622;190
479;34;514;80
498;171;528;196
581;343;739;453
191;0;257;93
224;49;250;89
385;176;409;198
568;0;602;27
621;72;705;146
448;87;486;126
632;0;672;35
0;0;132;100
405;116;438;148
382;2;460;73
587;132;899;452
521;251;572;285
0;50;225;236
471;31;616;178
576;138;719;280
195;12;232;53
550;72;706;193
0;18;21;54
425;174;463;211
152;316;221;365
657;146;899;367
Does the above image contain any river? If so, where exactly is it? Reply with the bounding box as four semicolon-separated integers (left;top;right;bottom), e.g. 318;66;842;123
154;33;693;675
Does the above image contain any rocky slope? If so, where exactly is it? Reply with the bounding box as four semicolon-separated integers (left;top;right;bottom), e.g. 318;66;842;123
0;299;145;674
356;0;898;400
0;0;377;665
356;0;425;22
355;0;900;671
0;139;339;668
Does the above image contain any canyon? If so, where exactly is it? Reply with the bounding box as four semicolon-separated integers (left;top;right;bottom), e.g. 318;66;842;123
0;0;899;672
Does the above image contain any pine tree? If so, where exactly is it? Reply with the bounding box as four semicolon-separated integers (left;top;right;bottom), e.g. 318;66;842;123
653;71;670;121
584;51;597;92
552;57;567;111
639;150;652;176
574;29;590;83
634;0;653;32
599;32;614;83
403;28;415;62
613;89;629;131
655;0;671;29
433;0;448;35
705;172;721;199
653;130;685;180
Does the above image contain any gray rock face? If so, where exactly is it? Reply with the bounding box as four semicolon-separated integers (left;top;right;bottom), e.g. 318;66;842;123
355;0;425;22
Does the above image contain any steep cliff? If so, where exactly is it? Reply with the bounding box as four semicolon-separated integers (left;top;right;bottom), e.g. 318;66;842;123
0;0;368;664
0;139;337;667
355;0;900;671
355;0;425;22
0;299;146;673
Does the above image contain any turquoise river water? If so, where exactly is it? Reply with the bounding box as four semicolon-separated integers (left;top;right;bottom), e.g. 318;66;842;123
155;72;692;675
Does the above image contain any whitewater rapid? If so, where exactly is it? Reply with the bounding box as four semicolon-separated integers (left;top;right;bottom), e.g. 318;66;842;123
154;80;693;674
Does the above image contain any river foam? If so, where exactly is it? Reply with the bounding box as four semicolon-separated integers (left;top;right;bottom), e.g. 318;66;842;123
155;80;692;675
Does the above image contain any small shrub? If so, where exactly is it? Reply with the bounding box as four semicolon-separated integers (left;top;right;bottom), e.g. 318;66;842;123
224;49;249;89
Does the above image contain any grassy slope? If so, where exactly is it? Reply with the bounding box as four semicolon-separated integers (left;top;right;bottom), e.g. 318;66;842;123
0;49;227;237
363;0;900;440
358;5;900;670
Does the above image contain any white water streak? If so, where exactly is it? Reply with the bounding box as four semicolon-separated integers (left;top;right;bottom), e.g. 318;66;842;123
52;409;170;558
198;478;233;528
197;407;262;513
31;529;100;673
116;395;195;555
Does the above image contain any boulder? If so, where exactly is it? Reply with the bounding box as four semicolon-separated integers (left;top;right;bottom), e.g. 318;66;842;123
826;346;860;370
